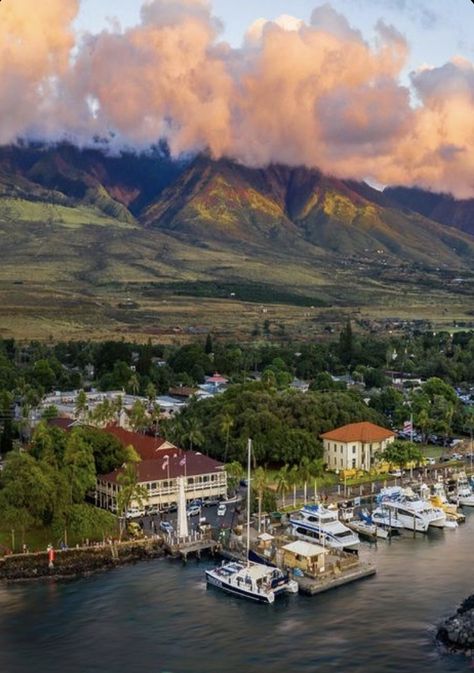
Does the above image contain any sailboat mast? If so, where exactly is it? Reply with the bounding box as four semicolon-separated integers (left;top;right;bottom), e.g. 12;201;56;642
247;438;252;567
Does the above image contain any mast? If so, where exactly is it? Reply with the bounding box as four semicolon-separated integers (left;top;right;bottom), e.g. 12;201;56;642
247;438;252;567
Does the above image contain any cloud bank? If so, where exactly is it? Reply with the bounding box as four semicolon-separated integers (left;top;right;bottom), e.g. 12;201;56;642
1;0;474;197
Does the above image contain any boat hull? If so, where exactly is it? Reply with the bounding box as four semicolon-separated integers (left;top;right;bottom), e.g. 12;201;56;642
205;571;275;603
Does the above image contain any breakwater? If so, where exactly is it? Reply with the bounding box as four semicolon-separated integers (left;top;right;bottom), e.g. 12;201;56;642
0;538;164;582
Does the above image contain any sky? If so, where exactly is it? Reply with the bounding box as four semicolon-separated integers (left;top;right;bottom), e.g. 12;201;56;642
2;0;474;197
75;0;474;76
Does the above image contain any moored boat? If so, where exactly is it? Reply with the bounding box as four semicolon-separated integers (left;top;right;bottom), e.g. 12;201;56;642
289;505;360;551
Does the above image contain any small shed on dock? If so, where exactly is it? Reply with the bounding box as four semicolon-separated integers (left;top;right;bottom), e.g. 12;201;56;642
279;541;328;575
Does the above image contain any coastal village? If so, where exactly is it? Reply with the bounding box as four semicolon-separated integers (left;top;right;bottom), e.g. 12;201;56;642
1;352;473;609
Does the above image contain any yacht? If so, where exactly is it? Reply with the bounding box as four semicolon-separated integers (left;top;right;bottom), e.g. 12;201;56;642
205;439;298;603
447;473;474;507
428;481;465;524
288;505;360;551
371;505;405;530
377;487;446;532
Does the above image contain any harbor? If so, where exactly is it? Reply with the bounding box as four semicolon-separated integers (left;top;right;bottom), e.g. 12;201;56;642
2;511;474;673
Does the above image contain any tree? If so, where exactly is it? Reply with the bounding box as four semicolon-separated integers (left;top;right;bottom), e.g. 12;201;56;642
116;458;148;539
225;461;244;495
63;430;97;503
128;373;140;396
379;440;423;471
181;417;205;451
252;467;270;532
75;390;88;421
145;382;157;407
205;333;213;355
220;413;234;464
128;399;148;433
339;320;354;367
275;465;291;509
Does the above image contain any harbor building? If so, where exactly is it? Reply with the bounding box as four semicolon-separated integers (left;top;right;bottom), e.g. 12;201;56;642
321;421;395;471
95;427;227;512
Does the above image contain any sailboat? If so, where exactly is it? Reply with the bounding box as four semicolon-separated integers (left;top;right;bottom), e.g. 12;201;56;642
205;439;298;603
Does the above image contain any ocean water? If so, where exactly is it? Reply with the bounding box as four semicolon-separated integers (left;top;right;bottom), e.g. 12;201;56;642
1;514;474;673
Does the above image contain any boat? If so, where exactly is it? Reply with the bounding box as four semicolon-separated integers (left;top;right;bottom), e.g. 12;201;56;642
427;481;464;524
288;505;360;551
371;505;405;531
446;473;474;507
376;487;446;532
205;439;298;603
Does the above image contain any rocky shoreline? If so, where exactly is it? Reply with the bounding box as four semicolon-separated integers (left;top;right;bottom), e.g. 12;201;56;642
0;539;165;582
437;595;474;654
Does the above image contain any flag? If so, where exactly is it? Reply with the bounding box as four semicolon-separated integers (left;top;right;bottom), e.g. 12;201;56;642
179;455;186;466
403;420;413;433
162;455;169;470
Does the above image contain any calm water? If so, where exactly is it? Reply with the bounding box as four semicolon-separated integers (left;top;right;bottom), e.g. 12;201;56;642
1;516;474;673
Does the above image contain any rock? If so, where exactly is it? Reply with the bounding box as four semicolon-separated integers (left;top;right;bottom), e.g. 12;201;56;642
437;594;474;653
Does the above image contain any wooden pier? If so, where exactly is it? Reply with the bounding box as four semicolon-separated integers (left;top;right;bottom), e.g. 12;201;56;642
162;533;218;561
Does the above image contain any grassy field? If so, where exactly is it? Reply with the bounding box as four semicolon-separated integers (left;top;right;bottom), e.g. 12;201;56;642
1;211;473;342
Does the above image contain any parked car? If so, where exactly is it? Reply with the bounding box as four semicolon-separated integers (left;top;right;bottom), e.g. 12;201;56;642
425;457;436;465
239;479;249;487
126;508;145;519
159;521;174;534
186;505;201;517
145;505;160;516
388;469;403;477
217;503;227;517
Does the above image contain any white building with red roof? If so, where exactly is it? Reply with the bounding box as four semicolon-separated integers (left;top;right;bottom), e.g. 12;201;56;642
321;422;395;472
95;427;227;512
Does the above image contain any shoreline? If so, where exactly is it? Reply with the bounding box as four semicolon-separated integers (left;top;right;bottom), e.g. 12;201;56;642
0;538;165;584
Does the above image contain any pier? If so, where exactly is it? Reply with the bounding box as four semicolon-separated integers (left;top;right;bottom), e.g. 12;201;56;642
296;562;376;596
162;533;218;561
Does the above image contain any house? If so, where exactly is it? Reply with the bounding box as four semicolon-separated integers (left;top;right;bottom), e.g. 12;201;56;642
321;421;395;471
205;372;229;388
95;427;227;512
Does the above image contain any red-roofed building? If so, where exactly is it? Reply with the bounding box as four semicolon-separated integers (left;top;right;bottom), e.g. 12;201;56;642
95;428;227;512
103;426;176;460
321;422;395;471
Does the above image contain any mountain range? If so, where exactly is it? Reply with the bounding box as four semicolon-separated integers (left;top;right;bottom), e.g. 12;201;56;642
0;143;473;339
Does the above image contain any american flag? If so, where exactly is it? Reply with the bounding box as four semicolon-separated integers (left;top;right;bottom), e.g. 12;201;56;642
162;455;169;470
403;420;413;433
179;455;186;466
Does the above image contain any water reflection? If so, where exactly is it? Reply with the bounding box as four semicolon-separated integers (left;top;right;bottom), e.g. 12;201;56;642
0;515;474;673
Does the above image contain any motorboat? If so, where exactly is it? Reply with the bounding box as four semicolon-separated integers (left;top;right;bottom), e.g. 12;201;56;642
289;505;360;551
428;481;465;524
371;505;405;531
205;560;298;603
446;473;474;507
205;439;298;603
377;487;446;532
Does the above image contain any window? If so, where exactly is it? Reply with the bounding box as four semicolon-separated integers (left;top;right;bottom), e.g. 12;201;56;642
340;459;343;467
352;458;356;468
352;445;356;453
340;446;343;454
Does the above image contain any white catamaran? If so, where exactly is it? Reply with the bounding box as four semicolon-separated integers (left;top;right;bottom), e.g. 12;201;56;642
205;439;298;604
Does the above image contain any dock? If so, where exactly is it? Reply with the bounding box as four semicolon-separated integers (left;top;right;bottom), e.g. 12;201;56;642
296;562;376;596
162;534;218;561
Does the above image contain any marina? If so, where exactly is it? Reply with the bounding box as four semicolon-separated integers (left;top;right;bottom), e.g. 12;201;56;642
2;511;474;673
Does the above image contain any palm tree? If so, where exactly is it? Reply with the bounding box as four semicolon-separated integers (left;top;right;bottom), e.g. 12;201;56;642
116;460;148;540
225;461;244;496
275;464;291;509
182;417;204;452
220;413;234;463
252;466;269;532
298;457;324;504
128;373;140;396
75;390;88;422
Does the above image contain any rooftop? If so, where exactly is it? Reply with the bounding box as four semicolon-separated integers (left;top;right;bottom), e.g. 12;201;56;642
321;422;395;443
282;540;327;557
103;426;175;461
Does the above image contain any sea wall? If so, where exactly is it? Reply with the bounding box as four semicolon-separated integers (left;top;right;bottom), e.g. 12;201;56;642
0;538;164;582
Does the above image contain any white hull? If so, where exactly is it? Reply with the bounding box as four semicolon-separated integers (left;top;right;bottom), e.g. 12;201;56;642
206;570;275;603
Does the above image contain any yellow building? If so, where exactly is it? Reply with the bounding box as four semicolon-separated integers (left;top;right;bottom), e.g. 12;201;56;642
321;421;395;472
